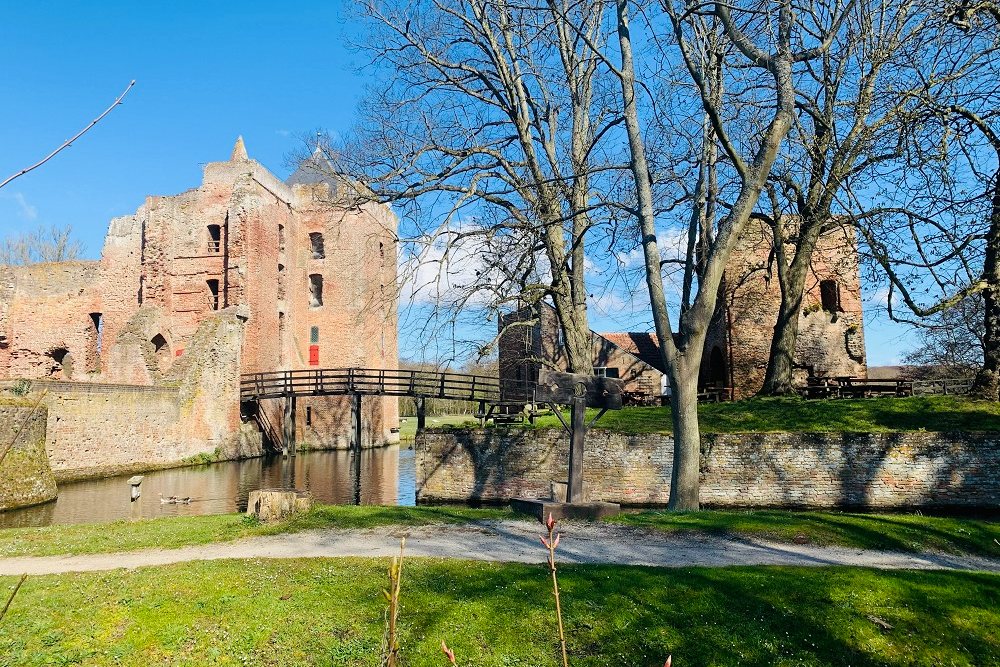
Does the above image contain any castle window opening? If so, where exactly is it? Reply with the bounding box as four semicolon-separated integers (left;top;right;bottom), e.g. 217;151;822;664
89;312;103;356
593;367;620;378
151;334;170;369
278;312;286;364
207;279;220;310
207;224;222;253
48;348;72;379
310;326;320;344
306;406;312;426
820;279;841;312
278;224;286;253
309;274;324;307
310;232;325;259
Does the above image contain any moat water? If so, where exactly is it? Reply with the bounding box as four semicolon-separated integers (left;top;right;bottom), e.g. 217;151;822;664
0;446;416;529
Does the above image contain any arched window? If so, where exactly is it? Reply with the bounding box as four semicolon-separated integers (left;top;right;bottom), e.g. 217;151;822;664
151;334;170;370
207;224;222;253
309;232;325;259
207;279;220;310
48;348;72;379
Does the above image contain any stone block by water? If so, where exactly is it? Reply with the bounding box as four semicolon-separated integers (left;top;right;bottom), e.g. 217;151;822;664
247;488;312;522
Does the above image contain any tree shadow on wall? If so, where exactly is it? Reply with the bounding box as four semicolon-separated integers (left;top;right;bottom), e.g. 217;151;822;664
426;428;563;505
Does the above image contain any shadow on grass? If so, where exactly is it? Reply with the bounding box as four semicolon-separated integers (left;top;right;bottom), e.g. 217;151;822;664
613;509;1000;557
1;560;997;666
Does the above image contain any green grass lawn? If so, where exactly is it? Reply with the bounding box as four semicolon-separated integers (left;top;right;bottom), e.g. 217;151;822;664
0;505;511;558
0;559;996;666
398;413;479;440
1;505;996;558
611;509;1000;557
527;395;1000;434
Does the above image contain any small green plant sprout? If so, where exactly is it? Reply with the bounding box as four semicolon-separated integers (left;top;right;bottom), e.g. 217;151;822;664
381;538;405;667
10;379;30;396
541;513;569;667
441;640;456;665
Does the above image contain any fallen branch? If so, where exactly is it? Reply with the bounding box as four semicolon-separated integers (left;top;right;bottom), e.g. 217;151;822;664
0;80;136;191
0;574;26;624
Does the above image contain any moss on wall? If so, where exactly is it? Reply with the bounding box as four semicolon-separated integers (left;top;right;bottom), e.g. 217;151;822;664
0;405;57;511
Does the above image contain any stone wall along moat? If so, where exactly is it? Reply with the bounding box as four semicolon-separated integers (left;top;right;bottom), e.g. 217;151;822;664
416;428;1000;509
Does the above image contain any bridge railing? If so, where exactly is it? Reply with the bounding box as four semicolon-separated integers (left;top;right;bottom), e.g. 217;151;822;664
240;367;535;403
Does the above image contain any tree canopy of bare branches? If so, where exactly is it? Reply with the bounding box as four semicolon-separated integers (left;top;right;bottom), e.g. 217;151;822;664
326;0;628;371
0;224;83;265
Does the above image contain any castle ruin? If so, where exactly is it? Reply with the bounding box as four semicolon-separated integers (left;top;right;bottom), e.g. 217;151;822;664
0;138;399;479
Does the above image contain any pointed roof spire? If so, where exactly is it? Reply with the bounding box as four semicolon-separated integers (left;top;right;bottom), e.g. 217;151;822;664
230;135;249;161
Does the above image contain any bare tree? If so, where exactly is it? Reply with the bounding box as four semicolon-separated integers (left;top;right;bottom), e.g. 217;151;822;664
0;224;84;265
325;0;623;372
604;0;855;508
756;0;953;395
904;295;984;378
854;3;1000;399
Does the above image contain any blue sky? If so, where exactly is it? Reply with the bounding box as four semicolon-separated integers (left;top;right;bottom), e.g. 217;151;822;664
0;1;916;365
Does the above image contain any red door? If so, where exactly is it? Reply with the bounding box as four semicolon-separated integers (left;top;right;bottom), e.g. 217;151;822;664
309;345;319;366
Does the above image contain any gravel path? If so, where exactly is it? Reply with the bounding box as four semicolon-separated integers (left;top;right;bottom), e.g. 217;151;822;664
1;520;997;576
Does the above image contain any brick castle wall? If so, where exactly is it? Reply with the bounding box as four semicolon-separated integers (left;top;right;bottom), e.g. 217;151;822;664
416;428;1000;509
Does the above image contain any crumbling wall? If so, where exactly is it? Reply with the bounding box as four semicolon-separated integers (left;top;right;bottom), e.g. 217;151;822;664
0;262;103;381
0;401;57;510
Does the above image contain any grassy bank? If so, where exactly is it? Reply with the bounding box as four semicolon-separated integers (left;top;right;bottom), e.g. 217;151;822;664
1;559;996;666
0;505;511;558
1;505;996;558
611;509;1000;556
398;413;478;441
528;395;1000;434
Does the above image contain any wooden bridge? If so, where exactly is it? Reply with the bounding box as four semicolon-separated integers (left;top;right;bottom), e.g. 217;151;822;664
240;367;534;454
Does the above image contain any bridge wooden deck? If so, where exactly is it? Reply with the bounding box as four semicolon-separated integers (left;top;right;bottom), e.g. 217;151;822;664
240;368;534;454
240;367;532;403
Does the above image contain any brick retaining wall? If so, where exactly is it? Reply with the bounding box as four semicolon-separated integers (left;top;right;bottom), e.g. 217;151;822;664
416;428;1000;509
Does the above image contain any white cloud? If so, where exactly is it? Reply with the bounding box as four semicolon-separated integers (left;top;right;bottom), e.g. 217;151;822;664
2;192;37;221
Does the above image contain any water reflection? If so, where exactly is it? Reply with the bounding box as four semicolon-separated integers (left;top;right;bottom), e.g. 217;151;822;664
0;446;416;529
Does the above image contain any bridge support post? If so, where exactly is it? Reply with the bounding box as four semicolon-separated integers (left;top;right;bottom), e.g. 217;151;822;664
416;397;426;432
283;395;296;456
567;396;586;503
351;393;363;451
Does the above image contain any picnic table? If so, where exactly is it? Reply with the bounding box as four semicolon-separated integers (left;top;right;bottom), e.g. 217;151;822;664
802;376;914;399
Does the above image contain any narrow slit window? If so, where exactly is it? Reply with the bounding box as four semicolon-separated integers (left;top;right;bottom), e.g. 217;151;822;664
278;312;286;365
310;326;320;343
306;406;312;426
277;263;286;300
309;274;323;307
310;232;325;259
89;312;103;356
278;224;285;253
207;279;220;310
820;279;841;312
207;224;222;253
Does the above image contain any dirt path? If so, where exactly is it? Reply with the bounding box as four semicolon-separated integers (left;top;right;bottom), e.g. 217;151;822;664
1;519;997;576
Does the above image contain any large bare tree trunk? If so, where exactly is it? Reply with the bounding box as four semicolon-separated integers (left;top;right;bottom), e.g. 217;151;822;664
760;221;823;395
667;358;702;509
973;172;1000;400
